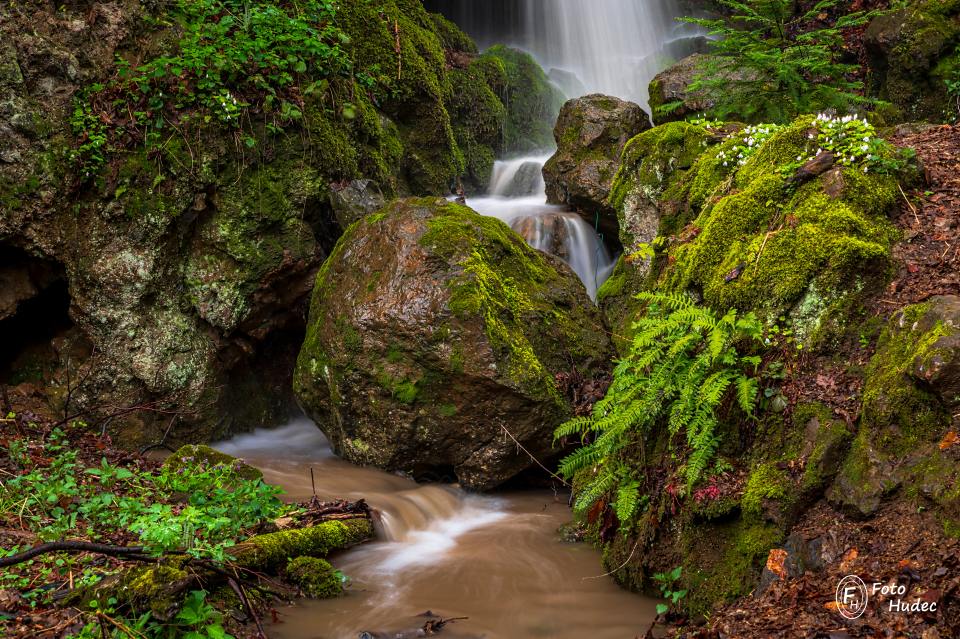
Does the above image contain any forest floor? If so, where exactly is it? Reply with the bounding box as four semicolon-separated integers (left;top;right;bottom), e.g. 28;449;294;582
668;124;960;639
0;385;372;639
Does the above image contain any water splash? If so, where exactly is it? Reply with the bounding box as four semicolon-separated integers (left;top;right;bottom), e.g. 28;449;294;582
469;156;615;300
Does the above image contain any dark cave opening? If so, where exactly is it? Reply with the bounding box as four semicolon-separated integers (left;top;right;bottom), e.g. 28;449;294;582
0;248;73;385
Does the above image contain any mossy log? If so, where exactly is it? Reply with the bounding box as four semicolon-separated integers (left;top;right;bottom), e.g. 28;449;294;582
231;517;374;572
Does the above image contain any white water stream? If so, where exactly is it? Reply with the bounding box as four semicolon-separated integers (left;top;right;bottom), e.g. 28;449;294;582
467;155;615;300
214;419;660;638
425;0;700;110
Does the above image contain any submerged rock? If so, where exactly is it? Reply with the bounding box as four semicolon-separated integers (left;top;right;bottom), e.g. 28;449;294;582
543;94;649;239
294;197;612;490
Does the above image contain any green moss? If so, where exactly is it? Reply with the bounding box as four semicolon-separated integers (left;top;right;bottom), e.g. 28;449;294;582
861;303;952;450
447;61;507;191
796;404;853;493
741;463;789;517
681;518;784;616
438;403;458;417
235;518;373;571
609;121;714;215
67;564;191;619
285;556;343;598
428;12;477;53
477;45;566;153
163;444;263;481
662;117;899;322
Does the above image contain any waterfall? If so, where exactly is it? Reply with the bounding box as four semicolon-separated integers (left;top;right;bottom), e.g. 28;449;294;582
467;156;615;301
424;0;699;110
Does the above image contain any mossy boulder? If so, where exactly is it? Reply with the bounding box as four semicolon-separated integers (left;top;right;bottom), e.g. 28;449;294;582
293;197;612;490
864;0;960;122
648;53;716;125
598;121;727;350
829;299;956;518
477;45;566;154
285;556;343;598
543;94;651;239
162;444;263;482
447;46;565;192
660;118;899;338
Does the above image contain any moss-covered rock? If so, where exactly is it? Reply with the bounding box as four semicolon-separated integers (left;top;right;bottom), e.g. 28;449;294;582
543;94;650;240
648;53;716;126
864;0;960;122
293;197;612;490
285;556;343;598
162;444;263;482
477;45;566;154
64;563;195;621
648;117;901;342
829;299;955;518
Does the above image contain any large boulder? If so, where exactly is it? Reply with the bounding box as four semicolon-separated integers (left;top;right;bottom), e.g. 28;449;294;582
864;2;960;122
293;197;612;490
828;298;957;519
648;53;715;125
543;94;650;239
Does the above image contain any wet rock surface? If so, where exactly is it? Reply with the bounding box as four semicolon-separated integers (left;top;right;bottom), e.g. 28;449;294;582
543;94;650;238
294;197;612;490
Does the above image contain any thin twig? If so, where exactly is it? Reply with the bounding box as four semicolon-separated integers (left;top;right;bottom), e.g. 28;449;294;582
228;573;268;639
499;423;570;487
582;537;640;580
898;183;919;227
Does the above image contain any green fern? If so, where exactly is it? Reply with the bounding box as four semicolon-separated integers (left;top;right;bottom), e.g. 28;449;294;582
555;292;765;524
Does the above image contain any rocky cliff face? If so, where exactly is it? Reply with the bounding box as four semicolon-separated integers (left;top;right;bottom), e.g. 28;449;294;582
293;197;612;490
0;0;562;448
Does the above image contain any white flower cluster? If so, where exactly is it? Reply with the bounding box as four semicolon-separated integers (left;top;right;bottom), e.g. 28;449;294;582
217;90;240;122
801;113;878;173
715;124;782;168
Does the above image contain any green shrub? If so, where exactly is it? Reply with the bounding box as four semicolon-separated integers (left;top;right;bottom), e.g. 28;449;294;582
683;0;878;122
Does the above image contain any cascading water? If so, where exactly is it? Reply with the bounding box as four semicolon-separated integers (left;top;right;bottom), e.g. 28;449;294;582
214;420;660;638
424;0;701;110
466;155;615;300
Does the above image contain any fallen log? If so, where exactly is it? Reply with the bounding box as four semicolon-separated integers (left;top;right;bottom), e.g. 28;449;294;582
232;516;373;572
0;541;147;569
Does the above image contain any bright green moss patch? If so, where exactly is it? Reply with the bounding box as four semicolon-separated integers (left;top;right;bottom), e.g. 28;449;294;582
660;117;899;322
741;463;790;517
285;556;343;598
235;518;374;572
609;121;714;214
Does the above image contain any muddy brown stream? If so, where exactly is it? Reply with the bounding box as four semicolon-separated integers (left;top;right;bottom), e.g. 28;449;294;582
215;419;659;639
